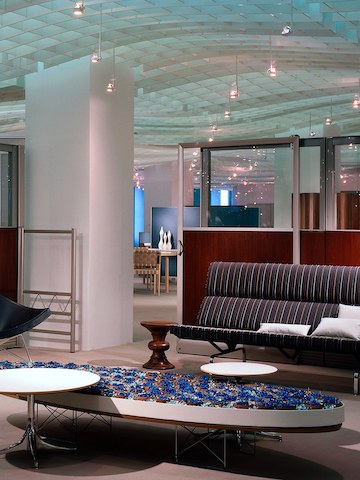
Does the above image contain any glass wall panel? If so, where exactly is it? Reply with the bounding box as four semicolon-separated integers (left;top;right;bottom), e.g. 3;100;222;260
335;143;360;230
206;146;293;228
0;149;17;227
299;145;321;229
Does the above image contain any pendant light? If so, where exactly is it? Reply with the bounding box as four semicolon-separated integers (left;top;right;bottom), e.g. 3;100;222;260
309;112;316;137
91;5;102;63
325;99;333;125
229;56;239;99
282;0;294;35
267;36;277;78
106;48;116;93
73;1;85;16
352;79;360;109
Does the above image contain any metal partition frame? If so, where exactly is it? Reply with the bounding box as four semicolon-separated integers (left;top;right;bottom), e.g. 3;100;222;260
178;136;301;260
18;228;77;353
177;136;300;325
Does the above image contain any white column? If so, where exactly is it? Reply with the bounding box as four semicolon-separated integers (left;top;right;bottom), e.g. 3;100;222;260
25;57;134;350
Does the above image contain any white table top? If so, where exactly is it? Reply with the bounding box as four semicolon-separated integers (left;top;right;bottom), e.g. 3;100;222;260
200;362;278;377
0;368;100;395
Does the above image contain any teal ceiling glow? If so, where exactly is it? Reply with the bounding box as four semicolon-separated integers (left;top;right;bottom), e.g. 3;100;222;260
0;1;360;164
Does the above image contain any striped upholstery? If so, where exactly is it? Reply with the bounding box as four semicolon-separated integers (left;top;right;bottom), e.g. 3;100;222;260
196;297;338;332
205;262;360;305
170;262;360;355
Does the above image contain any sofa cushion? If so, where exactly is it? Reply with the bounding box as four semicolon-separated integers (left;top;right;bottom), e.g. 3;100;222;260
257;323;311;336
170;323;360;355
311;317;360;340
339;304;360;319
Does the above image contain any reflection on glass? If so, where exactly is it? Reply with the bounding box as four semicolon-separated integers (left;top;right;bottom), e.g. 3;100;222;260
336;144;360;230
0;151;16;227
299;146;321;229
207;147;293;228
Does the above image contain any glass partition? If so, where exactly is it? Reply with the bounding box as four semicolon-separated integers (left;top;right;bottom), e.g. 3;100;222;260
178;136;300;264
206;146;293;228
0;145;18;227
335;142;360;230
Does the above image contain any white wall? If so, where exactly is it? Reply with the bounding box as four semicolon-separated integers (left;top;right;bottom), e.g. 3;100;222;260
144;162;177;233
25;57;134;351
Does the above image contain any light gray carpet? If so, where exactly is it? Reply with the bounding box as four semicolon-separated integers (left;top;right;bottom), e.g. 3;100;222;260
0;282;359;478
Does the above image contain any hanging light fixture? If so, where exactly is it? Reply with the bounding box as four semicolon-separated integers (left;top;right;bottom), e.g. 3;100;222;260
267;36;277;78
352;79;360;109
281;0;294;35
229;56;239;99
91;5;102;63
208;121;217;142
224;97;231;119
106;48;116;93
224;107;231;119
309;112;316;137
73;1;85;16
325;99;333;125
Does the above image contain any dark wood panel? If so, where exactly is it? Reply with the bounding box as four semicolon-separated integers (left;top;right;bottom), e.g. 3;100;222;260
0;228;18;301
183;230;360;325
325;231;360;266
300;193;319;229
300;231;326;264
183;230;293;325
337;192;360;230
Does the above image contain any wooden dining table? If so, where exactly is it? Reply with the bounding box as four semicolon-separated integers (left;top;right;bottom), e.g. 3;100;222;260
150;249;177;293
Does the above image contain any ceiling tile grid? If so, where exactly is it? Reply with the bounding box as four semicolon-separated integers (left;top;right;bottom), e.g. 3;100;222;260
0;1;359;161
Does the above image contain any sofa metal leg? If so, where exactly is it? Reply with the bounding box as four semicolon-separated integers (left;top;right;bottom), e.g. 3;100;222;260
209;343;246;363
354;372;359;395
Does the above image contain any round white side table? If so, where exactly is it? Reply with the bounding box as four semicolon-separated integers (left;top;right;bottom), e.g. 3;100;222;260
200;361;278;380
0;367;100;468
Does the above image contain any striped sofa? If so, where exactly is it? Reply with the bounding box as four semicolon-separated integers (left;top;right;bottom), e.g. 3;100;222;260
170;262;360;377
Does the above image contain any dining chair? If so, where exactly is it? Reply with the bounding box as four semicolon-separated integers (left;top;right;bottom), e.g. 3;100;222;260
133;247;161;295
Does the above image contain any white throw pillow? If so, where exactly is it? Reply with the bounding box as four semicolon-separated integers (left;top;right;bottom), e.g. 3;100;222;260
257;323;311;336
338;304;360;319
311;317;360;340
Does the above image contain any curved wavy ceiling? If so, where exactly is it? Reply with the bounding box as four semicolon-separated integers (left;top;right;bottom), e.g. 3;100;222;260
0;1;360;165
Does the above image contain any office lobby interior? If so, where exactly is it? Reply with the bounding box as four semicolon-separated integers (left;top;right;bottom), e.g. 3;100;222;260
0;1;360;479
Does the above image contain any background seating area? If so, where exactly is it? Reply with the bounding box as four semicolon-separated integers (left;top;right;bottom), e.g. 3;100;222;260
133;247;161;295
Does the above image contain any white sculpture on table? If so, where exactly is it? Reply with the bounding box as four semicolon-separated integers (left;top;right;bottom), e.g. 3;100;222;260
166;230;172;250
158;226;164;250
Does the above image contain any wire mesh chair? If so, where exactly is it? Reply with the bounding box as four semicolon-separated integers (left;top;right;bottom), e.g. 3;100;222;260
133;247;161;295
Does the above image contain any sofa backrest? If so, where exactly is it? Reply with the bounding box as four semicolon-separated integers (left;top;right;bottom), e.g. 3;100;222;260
197;296;339;331
206;262;360;305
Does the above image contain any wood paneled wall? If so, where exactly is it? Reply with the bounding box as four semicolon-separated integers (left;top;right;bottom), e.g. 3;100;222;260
0;228;18;301
183;230;293;325
183;229;360;325
337;192;360;230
